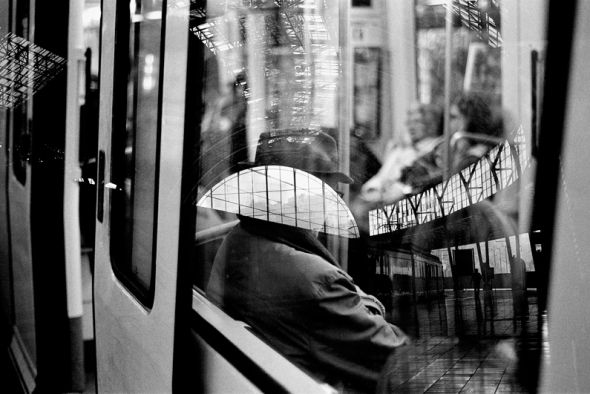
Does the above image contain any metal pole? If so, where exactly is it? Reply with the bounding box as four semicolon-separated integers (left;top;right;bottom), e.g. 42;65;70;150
337;0;351;271
338;0;351;205
443;0;454;180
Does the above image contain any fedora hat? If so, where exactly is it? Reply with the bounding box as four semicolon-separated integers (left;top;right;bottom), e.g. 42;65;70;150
240;129;354;184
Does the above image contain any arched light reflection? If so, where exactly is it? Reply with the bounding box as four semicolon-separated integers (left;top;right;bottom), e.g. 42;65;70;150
197;165;360;238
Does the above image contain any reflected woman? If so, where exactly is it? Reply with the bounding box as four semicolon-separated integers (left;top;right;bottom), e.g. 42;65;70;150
449;92;502;172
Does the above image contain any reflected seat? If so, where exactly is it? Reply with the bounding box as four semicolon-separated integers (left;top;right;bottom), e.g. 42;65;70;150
194;219;239;290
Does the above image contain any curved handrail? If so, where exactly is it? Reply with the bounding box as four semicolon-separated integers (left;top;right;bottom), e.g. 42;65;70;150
450;131;506;149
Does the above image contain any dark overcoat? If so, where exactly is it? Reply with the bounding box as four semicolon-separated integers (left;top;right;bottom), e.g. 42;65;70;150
206;218;408;390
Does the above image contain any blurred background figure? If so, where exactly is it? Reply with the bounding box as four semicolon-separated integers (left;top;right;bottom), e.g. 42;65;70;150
509;254;529;318
360;102;443;205
449;92;503;172
199;71;248;190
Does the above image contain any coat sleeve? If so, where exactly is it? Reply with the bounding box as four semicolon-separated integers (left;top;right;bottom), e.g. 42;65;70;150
308;270;410;388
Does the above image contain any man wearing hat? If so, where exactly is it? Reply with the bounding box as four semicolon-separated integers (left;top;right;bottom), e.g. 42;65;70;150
206;130;409;391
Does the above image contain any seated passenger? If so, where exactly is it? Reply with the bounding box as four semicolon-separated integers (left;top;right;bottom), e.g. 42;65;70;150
360;102;443;205
206;130;409;392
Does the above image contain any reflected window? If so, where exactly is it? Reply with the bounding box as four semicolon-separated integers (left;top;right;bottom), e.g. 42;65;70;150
186;0;551;391
109;0;164;307
368;127;527;236
9;1;31;185
197;165;359;238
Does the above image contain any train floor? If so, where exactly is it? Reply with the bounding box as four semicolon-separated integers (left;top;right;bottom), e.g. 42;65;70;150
379;289;546;393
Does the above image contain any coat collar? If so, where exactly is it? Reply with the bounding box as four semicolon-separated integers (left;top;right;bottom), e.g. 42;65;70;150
238;216;341;268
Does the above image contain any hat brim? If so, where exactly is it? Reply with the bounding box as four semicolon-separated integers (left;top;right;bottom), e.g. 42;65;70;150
236;160;256;170
236;161;354;184
312;170;355;184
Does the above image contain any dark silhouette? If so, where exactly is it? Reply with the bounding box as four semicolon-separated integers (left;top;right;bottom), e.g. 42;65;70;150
471;268;482;298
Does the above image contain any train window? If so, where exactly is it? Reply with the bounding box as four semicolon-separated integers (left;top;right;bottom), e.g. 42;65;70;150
9;0;31;185
10;104;29;185
109;0;165;307
188;0;549;391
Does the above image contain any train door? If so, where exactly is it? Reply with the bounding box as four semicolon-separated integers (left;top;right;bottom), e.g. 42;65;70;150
5;1;37;389
0;0;10;350
93;1;190;392
2;0;82;391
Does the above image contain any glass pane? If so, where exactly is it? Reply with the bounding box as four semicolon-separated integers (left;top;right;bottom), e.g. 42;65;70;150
110;0;163;305
11;104;29;185
187;0;550;391
10;1;31;185
197;165;359;238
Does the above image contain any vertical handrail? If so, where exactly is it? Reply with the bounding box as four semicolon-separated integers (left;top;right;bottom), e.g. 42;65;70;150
443;0;454;181
63;0;86;389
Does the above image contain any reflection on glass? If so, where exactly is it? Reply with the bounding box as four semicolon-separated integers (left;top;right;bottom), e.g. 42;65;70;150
197;165;359;238
190;0;549;392
368;125;528;235
110;0;163;304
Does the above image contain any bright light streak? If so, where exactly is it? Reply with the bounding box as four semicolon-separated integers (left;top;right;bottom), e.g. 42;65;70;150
83;5;101;28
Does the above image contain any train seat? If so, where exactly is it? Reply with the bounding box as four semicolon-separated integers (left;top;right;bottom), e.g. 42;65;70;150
194;218;239;290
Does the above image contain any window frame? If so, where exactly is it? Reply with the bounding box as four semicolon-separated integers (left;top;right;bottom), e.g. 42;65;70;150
108;0;167;308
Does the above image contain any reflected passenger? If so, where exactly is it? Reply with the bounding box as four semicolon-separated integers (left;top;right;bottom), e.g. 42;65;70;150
449;92;503;171
509;255;528;318
206;130;409;392
360;102;443;205
472;268;482;299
